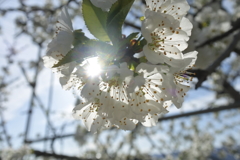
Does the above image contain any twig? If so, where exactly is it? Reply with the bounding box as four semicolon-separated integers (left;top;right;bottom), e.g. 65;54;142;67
19;46;57;147
44;72;54;152
23;44;42;143
0;111;12;147
19;71;56;136
20;64;56;136
234;47;240;55
25;133;75;143
223;79;240;102
34;96;56;134
0;71;19;148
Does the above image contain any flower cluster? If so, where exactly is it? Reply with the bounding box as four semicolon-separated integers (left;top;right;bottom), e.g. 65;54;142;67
43;0;197;133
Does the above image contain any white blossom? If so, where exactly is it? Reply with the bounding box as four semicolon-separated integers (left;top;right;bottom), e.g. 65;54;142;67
43;7;73;70
141;10;192;66
146;0;190;22
73;63;140;131
42;7;76;89
133;51;197;110
72;101;112;132
1;146;31;160
161;51;198;108
129;63;169;113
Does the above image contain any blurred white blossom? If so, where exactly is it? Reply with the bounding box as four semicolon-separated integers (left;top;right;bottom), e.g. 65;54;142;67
1;146;31;160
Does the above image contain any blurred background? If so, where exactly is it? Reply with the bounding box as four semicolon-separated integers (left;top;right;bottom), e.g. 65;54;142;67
0;0;240;159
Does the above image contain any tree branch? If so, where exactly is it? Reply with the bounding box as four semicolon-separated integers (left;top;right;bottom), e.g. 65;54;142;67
23;44;42;143
26;101;240;144
33;149;91;160
223;79;240;102
195;30;240;89
158;102;240;121
25;133;74;143
196;18;240;48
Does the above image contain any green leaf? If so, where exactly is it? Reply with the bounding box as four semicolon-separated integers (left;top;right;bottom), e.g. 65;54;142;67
86;40;116;62
116;32;139;52
87;40;114;53
53;45;95;67
126;32;139;40
82;0;110;41
112;32;140;61
107;0;135;45
53;40;115;68
119;32;139;48
139;56;147;63
140;38;147;46
73;29;90;47
131;38;147;53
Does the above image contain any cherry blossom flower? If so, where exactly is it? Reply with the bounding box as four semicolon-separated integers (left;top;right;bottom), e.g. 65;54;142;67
128;63;169;116
43;7;73;70
133;50;197;110
161;51;198;108
141;10;192;66
72;101;112;133
145;0;190;21
72;91;139;132
42;7;76;89
72;63;140;132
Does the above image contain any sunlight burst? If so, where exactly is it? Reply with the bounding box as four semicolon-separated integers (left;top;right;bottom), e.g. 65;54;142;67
85;57;102;77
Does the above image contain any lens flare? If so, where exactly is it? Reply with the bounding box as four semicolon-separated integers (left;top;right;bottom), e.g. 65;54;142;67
85;57;102;77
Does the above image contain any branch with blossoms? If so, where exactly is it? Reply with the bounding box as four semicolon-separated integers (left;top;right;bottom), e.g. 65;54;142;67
192;0;220;18
43;0;198;133
196;18;240;49
195;30;240;89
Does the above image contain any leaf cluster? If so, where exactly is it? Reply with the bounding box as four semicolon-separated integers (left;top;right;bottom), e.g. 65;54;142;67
54;0;146;69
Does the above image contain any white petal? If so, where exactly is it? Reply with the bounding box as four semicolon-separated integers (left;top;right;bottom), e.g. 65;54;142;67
141;113;158;127
180;17;193;36
81;78;100;100
127;75;145;93
58;7;73;31
90;116;104;133
133;52;144;58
